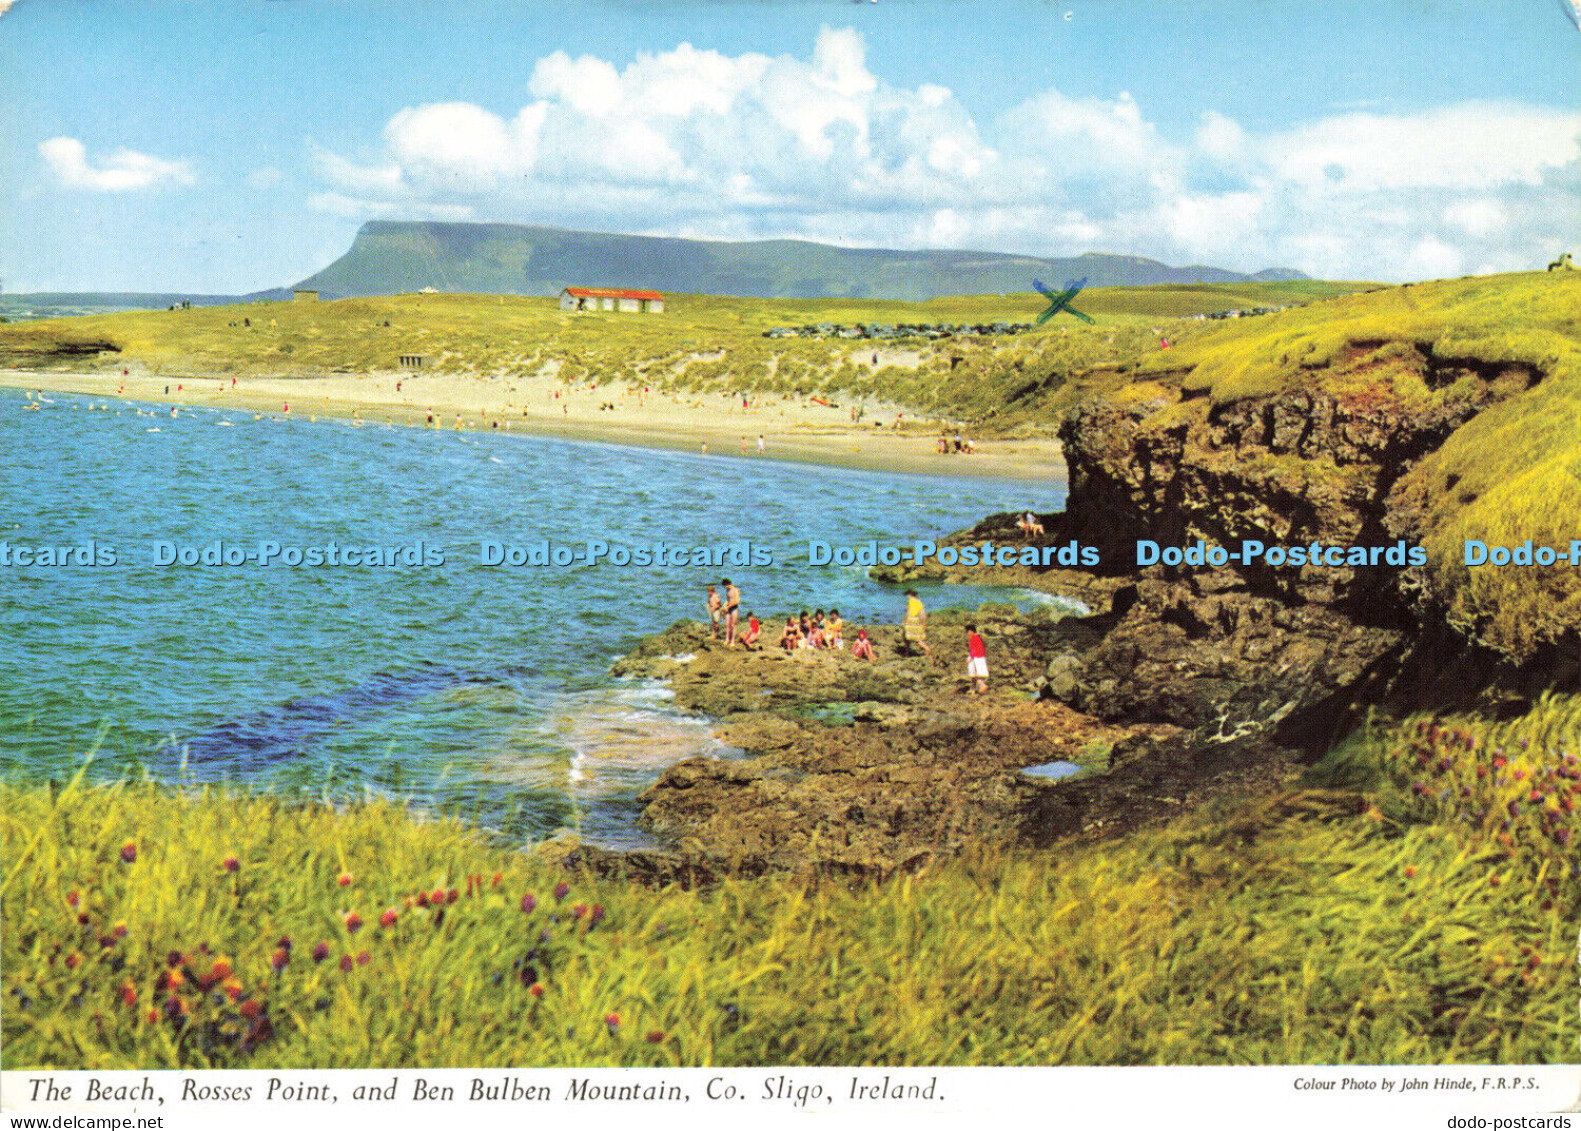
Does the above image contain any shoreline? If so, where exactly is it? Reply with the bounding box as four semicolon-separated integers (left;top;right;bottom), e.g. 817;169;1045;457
0;366;1065;483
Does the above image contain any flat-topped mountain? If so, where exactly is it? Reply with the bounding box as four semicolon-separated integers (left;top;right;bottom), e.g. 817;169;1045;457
292;220;1307;300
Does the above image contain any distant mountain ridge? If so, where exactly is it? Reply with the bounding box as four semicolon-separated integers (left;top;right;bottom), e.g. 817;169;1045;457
293;221;1307;301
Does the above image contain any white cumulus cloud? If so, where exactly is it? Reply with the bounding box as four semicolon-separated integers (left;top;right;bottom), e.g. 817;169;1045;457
302;29;1581;282
40;136;194;192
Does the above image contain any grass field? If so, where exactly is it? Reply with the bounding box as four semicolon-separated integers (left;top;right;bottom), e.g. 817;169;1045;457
0;281;1368;427
5;692;1576;1069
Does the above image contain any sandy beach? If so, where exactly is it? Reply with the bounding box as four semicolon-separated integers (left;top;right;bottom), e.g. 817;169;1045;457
0;366;1064;481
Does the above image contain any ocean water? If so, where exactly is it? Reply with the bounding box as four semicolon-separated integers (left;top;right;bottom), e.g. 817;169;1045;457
0;390;1067;846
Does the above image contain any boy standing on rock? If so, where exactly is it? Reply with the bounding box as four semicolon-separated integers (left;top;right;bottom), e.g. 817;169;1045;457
965;624;989;695
706;585;723;639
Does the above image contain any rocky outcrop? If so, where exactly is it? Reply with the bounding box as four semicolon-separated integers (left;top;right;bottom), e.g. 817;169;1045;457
933;356;1566;747
610;615;1180;878
595;336;1567;880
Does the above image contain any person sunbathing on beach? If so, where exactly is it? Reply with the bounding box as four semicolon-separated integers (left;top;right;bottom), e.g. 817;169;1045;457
798;610;812;640
779;617;801;652
1016;512;1045;539
806;622;826;649
851;629;875;661
705;585;723;639
826;608;844;649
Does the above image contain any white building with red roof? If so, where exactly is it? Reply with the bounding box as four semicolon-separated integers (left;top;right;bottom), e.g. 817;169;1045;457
558;286;665;314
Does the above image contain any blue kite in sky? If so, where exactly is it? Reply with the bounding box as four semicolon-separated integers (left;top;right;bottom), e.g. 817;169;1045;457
1034;278;1095;325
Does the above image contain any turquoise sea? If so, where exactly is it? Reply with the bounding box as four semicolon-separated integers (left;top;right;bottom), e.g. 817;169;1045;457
0;390;1066;846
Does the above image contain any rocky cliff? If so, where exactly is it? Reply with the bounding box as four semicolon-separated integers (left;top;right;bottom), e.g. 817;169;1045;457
587;274;1581;880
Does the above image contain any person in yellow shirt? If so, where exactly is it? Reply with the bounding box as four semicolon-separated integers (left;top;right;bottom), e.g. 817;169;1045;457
902;589;930;655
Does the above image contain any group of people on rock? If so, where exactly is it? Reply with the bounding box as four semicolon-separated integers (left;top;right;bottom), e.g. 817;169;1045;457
703;585;881;661
778;607;846;653
697;584;988;689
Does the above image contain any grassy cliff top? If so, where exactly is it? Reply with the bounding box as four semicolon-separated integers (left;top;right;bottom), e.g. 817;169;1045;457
1122;272;1581;658
1132;271;1581;404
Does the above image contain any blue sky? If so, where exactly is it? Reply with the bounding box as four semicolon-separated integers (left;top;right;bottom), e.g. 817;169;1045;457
3;0;1578;291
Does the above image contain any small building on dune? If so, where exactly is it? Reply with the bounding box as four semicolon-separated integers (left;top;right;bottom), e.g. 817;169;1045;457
293;288;320;302
559;287;664;314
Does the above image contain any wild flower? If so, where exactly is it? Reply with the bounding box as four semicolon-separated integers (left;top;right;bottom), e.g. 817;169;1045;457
343;911;363;933
120;841;137;864
311;943;330;963
379;908;398;928
337;871;353;888
223;856;241;873
520;893;537;913
553;882;570;902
